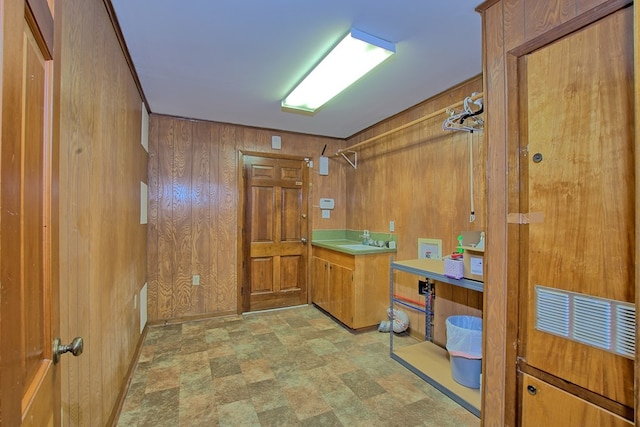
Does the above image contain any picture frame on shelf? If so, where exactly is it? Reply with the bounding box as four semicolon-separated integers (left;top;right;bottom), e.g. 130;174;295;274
417;238;442;260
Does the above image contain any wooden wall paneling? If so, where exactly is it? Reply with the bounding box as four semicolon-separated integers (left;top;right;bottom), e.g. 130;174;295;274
88;12;107;421
67;2;95;422
578;0;609;14
209;124;222;313
156;117;176;319
504;30;525;427
378;125;395;228
503;0;525;51
174;120;193;316
635;2;639;423
524;0;577;39
192;120;213;314
147;115;159;320
148;117;343;320
345;77;485;346
309;133;348;230
218;124;238;312
476;1;512;425
348;78;484;256
55;0;147;423
432;284;484;347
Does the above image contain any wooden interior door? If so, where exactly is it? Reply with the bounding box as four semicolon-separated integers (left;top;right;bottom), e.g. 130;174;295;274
0;4;61;426
520;6;634;409
242;155;309;312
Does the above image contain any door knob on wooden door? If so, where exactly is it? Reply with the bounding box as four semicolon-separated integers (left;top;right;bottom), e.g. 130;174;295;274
301;237;307;244
53;336;84;364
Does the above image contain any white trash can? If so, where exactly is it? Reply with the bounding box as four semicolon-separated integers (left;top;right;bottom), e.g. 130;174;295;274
446;315;482;389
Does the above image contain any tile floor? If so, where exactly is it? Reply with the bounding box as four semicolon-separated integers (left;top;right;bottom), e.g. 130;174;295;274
117;305;479;426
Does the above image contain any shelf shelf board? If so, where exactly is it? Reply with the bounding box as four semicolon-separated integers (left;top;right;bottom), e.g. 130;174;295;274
392;341;481;418
460;245;484;253
391;259;484;292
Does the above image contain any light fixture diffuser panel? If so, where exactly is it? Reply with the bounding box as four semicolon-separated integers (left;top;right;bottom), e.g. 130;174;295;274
282;29;395;112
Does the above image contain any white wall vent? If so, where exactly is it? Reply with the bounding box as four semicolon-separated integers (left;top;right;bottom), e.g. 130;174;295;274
535;285;635;359
573;295;610;349
535;287;569;337
615;304;635;358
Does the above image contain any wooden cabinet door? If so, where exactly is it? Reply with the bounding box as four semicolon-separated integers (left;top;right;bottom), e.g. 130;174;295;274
330;263;354;327
522;374;632;427
521;7;633;407
311;256;329;310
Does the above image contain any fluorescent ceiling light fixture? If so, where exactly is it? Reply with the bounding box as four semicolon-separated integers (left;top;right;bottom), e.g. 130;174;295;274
282;29;395;113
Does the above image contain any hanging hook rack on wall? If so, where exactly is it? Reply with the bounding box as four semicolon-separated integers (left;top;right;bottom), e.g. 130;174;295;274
442;93;484;133
442;94;484;132
334;92;484;169
441;93;485;224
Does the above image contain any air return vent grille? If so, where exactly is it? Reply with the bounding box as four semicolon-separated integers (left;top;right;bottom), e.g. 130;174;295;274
573;295;610;349
535;286;635;359
615;304;635;358
535;287;569;337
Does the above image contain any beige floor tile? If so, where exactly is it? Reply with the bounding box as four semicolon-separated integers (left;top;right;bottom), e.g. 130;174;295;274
118;305;479;427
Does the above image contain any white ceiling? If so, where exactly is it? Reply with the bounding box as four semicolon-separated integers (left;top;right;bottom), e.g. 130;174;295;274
111;1;482;139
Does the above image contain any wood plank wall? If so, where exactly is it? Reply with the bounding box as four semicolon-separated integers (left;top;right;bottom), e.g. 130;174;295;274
345;76;485;345
635;4;640;425
476;0;631;425
55;0;147;424
147;117;345;320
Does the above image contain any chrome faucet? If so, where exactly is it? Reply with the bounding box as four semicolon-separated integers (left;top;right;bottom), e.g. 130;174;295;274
361;230;372;245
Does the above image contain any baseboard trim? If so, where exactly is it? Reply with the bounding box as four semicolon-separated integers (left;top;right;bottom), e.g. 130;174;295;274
106;324;150;427
147;310;238;327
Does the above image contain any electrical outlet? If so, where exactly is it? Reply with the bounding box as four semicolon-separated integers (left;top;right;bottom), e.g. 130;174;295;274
418;280;427;295
192;275;200;286
390;220;395;232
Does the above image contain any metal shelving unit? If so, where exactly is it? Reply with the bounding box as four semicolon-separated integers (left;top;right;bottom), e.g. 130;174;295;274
389;257;483;417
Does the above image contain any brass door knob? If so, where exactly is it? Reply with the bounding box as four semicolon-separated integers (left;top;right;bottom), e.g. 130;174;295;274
53;337;84;364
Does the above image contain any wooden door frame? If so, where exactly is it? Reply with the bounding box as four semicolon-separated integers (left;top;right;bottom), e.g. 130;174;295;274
236;150;312;314
487;2;635;424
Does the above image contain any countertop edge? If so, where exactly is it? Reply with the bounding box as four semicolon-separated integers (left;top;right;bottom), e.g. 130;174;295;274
311;240;397;256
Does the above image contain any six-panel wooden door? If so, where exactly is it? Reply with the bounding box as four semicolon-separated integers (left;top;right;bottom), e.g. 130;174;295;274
242;155;309;312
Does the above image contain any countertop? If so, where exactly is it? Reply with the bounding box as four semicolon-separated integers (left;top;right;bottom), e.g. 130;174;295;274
311;239;397;256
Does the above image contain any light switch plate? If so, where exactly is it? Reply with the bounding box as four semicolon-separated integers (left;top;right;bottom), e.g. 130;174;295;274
271;135;281;150
322;210;330;219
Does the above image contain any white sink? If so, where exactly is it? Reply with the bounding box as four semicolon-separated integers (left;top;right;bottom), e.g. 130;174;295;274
338;244;386;251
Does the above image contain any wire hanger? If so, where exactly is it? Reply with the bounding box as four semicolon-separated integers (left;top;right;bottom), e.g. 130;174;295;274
442;94;484;133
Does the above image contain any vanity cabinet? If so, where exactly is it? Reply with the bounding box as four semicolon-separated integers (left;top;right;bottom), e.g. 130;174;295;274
311;246;389;329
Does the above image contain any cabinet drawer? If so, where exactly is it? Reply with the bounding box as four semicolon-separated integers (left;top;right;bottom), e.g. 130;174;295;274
312;246;355;269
